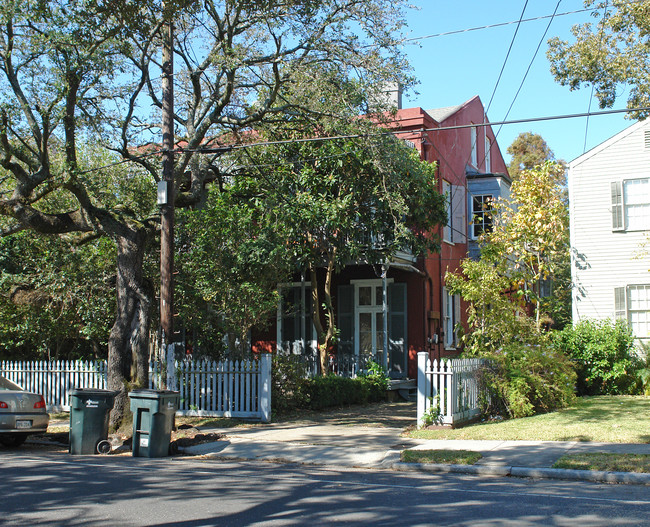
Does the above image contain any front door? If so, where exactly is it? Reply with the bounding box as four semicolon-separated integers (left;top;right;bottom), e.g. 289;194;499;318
338;280;407;378
355;281;385;367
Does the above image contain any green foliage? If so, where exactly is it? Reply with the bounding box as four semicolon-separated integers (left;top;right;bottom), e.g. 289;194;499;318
177;184;291;357
0;231;115;360
553;320;643;396
304;374;387;410
547;1;650;119
446;258;542;355
271;354;311;414
420;395;442;427
477;342;576;419
507;132;560;180
271;354;388;414
359;360;390;399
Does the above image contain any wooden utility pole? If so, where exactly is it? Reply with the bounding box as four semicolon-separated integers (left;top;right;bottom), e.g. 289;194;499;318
160;18;175;388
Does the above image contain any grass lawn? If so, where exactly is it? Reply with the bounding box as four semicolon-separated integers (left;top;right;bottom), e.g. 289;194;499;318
401;449;482;465
407;396;650;443
552;453;650;473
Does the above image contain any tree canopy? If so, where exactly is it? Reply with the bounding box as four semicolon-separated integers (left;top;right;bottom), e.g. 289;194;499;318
507;132;560;179
0;0;420;424
547;0;650;118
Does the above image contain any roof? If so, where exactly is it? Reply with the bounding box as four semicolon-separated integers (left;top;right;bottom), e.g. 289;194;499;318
569;118;650;168
426;95;483;123
426;104;464;123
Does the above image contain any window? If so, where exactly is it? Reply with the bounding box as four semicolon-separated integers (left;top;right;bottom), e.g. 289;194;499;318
277;283;316;355
615;285;650;340
485;136;491;172
443;181;467;244
442;180;452;242
442;287;461;348
470;126;478;167
611;178;650;231
471;194;492;239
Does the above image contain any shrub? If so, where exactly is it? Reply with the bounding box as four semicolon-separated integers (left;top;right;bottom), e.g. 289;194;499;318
477;342;576;419
271;354;310;413
552;320;642;396
271;356;389;414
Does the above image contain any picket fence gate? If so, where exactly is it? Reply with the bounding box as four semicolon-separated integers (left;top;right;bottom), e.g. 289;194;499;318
416;352;485;427
0;355;271;422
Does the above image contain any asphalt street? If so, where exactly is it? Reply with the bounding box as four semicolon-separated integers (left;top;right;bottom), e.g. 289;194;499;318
2;451;650;526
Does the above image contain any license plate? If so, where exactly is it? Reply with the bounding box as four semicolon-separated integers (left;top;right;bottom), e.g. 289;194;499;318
16;420;32;429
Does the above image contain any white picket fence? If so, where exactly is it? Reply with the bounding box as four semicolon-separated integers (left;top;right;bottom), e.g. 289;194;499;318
416;352;486;427
0;355;271;422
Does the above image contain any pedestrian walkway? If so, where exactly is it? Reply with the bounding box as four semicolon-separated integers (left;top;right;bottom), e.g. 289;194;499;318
181;406;650;486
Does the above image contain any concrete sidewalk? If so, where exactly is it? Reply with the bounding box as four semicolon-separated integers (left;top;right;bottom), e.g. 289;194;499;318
181;421;650;485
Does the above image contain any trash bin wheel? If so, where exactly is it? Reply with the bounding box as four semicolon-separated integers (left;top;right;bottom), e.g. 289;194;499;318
96;440;112;455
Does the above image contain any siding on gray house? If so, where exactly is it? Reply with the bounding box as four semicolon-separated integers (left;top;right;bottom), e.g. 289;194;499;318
569;120;650;343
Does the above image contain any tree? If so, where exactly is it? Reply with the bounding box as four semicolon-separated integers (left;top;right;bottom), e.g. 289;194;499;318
547;0;650;118
484;161;570;329
507;132;560;179
0;231;116;360
232;124;447;374
0;0;416;426
446;163;576;418
176;182;293;359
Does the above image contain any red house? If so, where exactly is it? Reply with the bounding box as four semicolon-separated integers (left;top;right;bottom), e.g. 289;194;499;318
253;96;510;380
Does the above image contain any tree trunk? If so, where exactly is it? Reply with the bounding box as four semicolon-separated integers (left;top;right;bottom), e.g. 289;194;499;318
107;229;152;430
310;249;337;376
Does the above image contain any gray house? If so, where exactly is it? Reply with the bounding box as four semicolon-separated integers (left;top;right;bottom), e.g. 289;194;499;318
568;119;650;344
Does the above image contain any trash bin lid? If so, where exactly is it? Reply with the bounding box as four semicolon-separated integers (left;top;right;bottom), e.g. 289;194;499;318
128;389;180;399
70;388;118;397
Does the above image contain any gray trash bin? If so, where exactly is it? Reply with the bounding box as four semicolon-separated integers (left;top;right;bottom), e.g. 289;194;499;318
129;389;180;457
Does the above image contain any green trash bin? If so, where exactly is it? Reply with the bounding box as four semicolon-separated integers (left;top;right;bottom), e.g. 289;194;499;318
69;388;117;455
129;389;180;457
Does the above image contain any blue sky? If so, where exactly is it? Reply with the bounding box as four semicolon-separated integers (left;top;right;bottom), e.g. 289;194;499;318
399;0;633;164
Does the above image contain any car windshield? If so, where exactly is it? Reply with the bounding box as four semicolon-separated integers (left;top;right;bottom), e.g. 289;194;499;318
0;377;23;391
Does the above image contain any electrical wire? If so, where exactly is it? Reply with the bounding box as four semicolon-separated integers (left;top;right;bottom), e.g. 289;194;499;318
485;0;529;116
493;0;563;142
584;0;610;153
402;0;645;44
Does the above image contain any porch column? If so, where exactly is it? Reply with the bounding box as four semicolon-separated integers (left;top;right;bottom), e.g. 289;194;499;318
382;264;389;373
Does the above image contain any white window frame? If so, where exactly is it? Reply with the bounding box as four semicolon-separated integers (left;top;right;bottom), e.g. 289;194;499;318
442;287;461;349
611;178;650;232
614;284;650;340
470;194;493;240
470;126;478;167
485;135;491;172
350;279;393;358
442;179;452;243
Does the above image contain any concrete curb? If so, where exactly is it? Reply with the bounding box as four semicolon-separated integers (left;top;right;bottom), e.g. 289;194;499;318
391;462;650;485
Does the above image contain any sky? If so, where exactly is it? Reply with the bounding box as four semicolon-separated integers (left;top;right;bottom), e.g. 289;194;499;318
399;0;633;164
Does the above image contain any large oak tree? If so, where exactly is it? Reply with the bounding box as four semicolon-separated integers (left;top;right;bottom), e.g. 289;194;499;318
0;0;415;426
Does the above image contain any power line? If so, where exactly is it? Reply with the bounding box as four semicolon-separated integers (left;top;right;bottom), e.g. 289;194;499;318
74;105;650;176
584;0;610;153
402;0;645;44
485;0;529;116
494;0;563;142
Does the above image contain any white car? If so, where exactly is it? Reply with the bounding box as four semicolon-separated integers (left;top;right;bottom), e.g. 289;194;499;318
0;376;49;447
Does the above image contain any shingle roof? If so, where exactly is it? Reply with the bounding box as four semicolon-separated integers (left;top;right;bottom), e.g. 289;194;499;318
426;103;464;123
